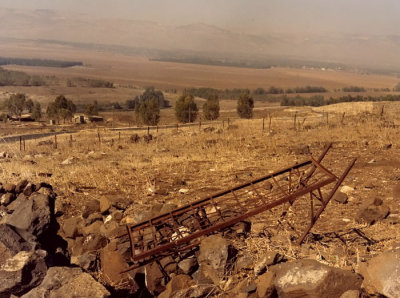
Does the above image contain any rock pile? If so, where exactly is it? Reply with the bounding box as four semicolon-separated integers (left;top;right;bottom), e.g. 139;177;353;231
0;180;109;297
1;179;399;297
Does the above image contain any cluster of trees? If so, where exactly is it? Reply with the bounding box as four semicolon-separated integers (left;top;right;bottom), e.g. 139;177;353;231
342;86;366;92
0;57;83;68
281;94;400;107
46;95;77;123
285;86;327;94
4;93;42;120
0;67;45;86
66;77;114;88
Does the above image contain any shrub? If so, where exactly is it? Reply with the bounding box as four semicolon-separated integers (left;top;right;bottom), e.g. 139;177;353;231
135;98;160;125
175;94;198;123
237;93;254;119
203;95;220;120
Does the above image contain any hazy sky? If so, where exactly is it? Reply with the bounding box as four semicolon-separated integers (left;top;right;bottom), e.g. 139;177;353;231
1;0;400;35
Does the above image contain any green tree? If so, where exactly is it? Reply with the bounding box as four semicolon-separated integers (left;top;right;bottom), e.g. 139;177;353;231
175;94;198;123
6;93;26;118
85;103;99;116
25;98;34;113
237;93;254;119
31;102;42;120
46;95;76;122
136;87;168;108
135;98;160;125
203;95;220;120
126;99;136;110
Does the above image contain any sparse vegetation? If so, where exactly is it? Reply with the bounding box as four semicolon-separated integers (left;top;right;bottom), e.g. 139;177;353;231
85;102;99;116
237;92;254;119
203;95;220;120
342;86;366;92
0;67;45;86
286;86;327;94
175;94;198;123
135;98;160;125
66;77;114;88
6;93;27;118
31;102;42;120
0;57;83;68
46;95;77;122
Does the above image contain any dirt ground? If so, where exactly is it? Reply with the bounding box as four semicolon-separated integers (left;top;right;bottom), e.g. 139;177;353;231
1;104;400;284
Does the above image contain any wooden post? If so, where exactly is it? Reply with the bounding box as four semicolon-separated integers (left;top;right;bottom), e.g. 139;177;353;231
147;126;150;136
54;134;57;149
380;105;385;118
97;130;101;146
176;123;179;131
23;138;25;151
262;117;265;132
341;112;345;125
199;121;201;130
19;136;22;151
326;112;329;126
118;132;121;141
269;113;272;132
70;135;73;147
294;112;297;130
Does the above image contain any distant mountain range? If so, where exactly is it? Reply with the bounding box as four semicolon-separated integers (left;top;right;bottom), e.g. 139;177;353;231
1;7;400;73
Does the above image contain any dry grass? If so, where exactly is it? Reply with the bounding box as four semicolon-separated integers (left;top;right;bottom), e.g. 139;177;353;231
1;104;400;279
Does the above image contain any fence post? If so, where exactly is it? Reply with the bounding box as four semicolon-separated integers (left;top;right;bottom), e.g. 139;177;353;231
23;138;25;151
70;135;73;147
269;113;272;132
199;121;201;130
222;120;225;128
97;130;101;146
294;112;297;130
54;134;57;149
118;132;121;141
326;112;329;126
19;136;22;151
176;123;179;131
147;126;150;136
262;117;265;132
341;112;345;125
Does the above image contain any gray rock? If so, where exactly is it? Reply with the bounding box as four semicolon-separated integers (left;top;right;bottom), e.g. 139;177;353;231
145;261;167;296
274;259;362;298
1;192;15;206
256;271;276;298
22;183;36;197
15;180;29;194
0;224;34;255
333;192;348;204
82;199;100;218
197;235;230;284
356;197;390;224
21;266;110;298
340;290;360;298
178;257;198;275
62;216;84;238
6;193;54;239
0;250;47;297
3;183;16;193
359;249;400;297
158;275;195;298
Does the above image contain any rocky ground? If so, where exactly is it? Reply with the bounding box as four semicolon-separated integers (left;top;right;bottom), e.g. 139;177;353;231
1;111;400;297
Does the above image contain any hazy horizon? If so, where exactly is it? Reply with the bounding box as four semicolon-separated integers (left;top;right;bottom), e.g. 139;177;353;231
1;0;400;36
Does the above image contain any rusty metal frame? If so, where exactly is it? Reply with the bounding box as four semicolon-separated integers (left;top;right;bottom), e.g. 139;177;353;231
118;143;355;272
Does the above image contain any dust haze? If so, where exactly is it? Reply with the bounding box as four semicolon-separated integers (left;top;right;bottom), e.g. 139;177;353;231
1;0;400;71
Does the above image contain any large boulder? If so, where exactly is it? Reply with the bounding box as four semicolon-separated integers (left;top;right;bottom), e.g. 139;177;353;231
0;250;47;297
274;259;362;298
0;224;35;255
5;192;55;239
359;249;400;297
21;266;110;298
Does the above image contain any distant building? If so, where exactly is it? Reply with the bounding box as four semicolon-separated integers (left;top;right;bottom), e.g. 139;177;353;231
88;116;104;122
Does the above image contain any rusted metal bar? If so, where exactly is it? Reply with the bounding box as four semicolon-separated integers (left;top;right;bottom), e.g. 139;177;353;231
296;158;357;244
119;144;354;272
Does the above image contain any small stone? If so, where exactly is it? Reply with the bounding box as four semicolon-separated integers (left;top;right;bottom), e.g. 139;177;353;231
256;271;276;298
100;196;112;213
178;258;198;275
1;193;15;206
179;188;189;194
22;184;36;197
15;180;29;194
63;216;84;238
333;192;348;204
